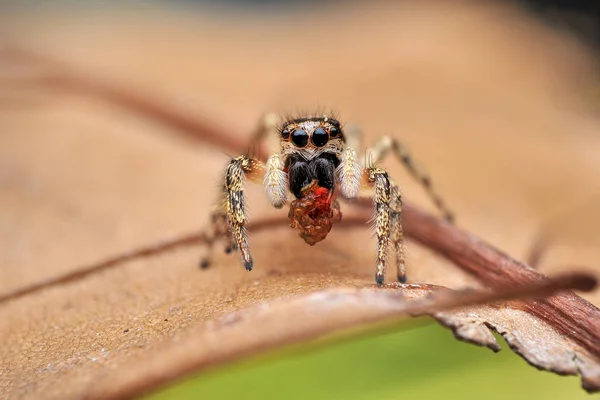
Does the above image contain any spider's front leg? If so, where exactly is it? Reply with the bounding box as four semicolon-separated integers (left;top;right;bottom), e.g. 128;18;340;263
338;147;401;285
201;154;285;270
200;113;286;271
223;155;264;271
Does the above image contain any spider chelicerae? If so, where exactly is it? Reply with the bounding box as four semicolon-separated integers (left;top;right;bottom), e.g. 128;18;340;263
201;113;454;285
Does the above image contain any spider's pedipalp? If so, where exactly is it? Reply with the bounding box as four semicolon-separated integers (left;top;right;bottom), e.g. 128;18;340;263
264;154;288;209
367;166;392;285
336;147;362;199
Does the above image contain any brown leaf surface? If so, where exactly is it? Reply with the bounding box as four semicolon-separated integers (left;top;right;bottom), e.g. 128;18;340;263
1;2;600;399
82;276;599;400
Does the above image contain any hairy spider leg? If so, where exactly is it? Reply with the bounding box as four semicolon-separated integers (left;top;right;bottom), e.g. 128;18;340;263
342;131;452;283
223;156;265;271
389;182;406;283
335;143;405;285
200;113;283;269
366;166;392;285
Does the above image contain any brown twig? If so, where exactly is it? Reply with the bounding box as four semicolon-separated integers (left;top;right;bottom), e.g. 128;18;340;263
85;271;596;400
2;44;600;359
394;201;600;356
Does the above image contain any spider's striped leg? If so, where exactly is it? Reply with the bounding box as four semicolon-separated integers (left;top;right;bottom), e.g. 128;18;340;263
366;166;392;285
223;156;265;270
367;135;454;223
337;144;398;285
200;155;265;271
200;112;283;270
389;182;407;283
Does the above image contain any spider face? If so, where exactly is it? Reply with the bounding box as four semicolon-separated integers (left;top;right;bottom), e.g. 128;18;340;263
279;117;346;171
278;117;345;200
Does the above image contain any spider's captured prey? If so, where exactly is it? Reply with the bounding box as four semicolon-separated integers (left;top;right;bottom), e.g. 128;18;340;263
201;113;454;285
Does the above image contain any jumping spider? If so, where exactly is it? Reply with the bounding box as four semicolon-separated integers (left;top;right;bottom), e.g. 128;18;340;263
201;113;454;285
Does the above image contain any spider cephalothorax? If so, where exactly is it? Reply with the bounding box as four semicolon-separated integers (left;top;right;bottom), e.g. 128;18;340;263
202;113;454;285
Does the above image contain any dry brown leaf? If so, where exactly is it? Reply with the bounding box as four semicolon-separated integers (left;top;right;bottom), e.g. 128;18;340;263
82;276;598;400
433;304;600;392
2;3;600;400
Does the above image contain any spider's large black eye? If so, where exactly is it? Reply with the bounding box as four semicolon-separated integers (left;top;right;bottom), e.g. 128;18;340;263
311;127;329;147
281;128;290;140
291;129;309;147
329;126;340;138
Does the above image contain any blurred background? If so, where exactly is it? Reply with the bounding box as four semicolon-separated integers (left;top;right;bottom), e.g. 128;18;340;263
1;1;599;399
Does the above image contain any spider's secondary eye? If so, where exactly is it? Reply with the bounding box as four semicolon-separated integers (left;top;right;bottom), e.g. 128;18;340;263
281;129;290;139
291;129;309;147
311;127;329;147
329;126;339;138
